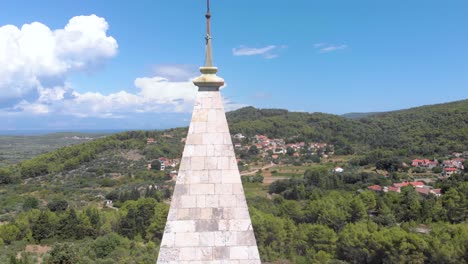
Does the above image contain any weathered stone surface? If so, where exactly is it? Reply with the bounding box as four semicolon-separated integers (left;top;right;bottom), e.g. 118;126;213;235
157;89;260;263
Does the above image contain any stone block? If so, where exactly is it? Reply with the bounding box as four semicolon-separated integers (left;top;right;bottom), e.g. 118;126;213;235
190;184;215;195
235;195;248;208
215;183;232;194
196;195;206;207
176;209;191;220
186;134;203;145
191;157;205;170
183;145;195;157
160;232;175;247
236;231;257;246
219;194;237;207
179;247;197;260
209;170;222;183
195;219;219;232
199;208;213;219
203;133;224;145
165;220;196;233
173;185;188;196
192;109;208;122
248;246;261;260
214;231;237;246
205;195;219;207
205;157;218;170
213;246;230;260
217;157;230;170
232;184;244;194
230;246;249;260
206;145;215;156
233;208;251;219
158;248;180;262
193;145;207;156
179;195;197;208
199;232;215;246
193;122;207;133
175;232;199;247
208;109;218;122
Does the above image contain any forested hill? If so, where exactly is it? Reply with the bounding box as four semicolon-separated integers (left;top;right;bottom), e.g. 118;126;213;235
2;100;466;181
227;99;468;156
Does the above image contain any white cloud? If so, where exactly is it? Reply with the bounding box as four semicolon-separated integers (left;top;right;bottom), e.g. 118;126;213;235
7;75;243;118
0;15;117;100
314;43;348;53
154;64;199;81
233;45;276;56
13;100;50;114
0;17;247;120
232;45;284;59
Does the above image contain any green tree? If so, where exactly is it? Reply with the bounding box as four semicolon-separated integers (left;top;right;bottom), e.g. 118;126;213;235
32;210;55;242
337;222;378;263
46;243;79;264
47;200;68;212
119;207;137;239
0;224;20;244
349;197;366;222
441;188;465;223
294;224;337;257
93;233;125;258
248;145;259;156
58;209;91;240
399;186;422;222
23;197;39;211
375;157;401;172
151;160;161;171
0;167;16;184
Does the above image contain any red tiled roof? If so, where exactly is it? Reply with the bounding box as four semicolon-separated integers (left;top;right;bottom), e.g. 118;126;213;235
394;182;410;188
444;168;458;172
410;182;424;187
368;185;382;191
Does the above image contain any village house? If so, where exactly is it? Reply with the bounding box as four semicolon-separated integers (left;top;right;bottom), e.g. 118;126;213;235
147;138;156;144
385;186;401;193
443;167;460;176
233;133;245;139
104;200;113;208
273;148;285;154
368;185;383;192
333;167;344;173
371;182;441;197
411;159;439;169
442;158;465;169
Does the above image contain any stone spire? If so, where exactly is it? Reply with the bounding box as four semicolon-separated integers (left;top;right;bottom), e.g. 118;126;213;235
193;0;224;90
204;0;213;67
156;1;261;263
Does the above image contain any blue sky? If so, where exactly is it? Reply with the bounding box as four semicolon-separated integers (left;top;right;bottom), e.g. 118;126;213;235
0;0;467;131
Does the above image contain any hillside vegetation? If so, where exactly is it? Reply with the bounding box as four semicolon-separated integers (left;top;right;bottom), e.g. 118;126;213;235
0;100;467;263
228;99;468;156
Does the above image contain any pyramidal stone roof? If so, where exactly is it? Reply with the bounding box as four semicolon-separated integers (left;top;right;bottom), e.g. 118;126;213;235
156;2;261;263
